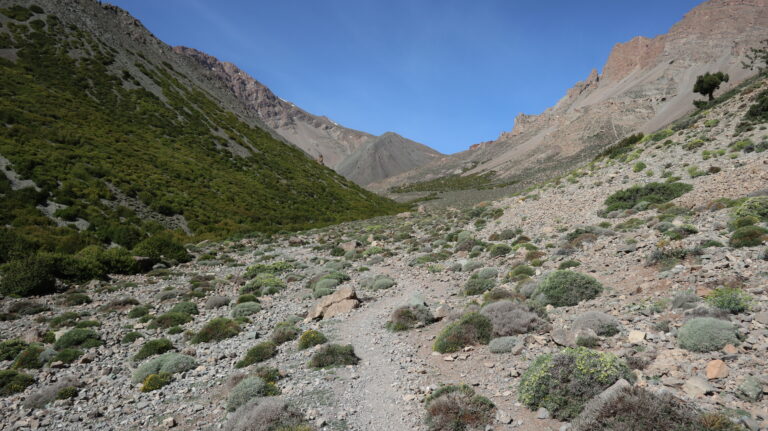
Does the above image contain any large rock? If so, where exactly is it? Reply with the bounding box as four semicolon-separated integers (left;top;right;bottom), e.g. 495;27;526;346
683;376;714;398
705;360;729;380
305;286;360;321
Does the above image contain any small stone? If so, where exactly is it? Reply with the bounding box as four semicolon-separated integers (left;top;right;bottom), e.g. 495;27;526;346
536;407;550;419
705;360;728;380
628;330;646;344
683;376;714;398
722;344;738;354
496;409;513;424
754;311;768;325
162;417;176;428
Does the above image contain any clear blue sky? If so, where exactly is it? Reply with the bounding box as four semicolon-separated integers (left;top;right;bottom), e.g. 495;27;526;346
108;0;704;154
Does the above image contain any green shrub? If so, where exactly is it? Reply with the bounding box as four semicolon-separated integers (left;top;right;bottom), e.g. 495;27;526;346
63;292;91;306
424;384;495;431
0;256;57;297
133;338;175;362
518;347;634;420
488;244;512;257
54;328;102;350
241;273;286;295
433;312;492;353
236;341;278;368
298;330;328;350
0;369;35;396
309;344;359;369
12;345;43;369
0;339;28;361
463;277;495;295
236;294;259;304
732;196;768;221
131;352;197;383
132;233;191;263
231;302;261;318
191;317;240;344
386;304;435;331
271;323;299;345
604;182;693;213
148;312;193;330
51;348;83;364
227;376;267;412
55;386;79;400
141;372;173;392
571;385;739;431
729;225;768;248
558;260;581;269
632;162;646;173
128;305;150;319
534;270;603;307
488;336;518;353
170;301;199;315
705;288;751;314
678;317;739;352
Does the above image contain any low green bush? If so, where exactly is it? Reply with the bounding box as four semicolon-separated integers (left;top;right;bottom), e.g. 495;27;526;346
604;182;693;213
51;348;83;364
54;328;102;350
227;376;267;412
141;372;173;392
309;344;359;369
534;270;603;307
424;384;496;431
170;301;199;315
148;312;193;330
729;225;768;248
386;304;435;331
236;341;278;368
132;233;191;263
433;312;492;353
518;347;634;420
12;345;43;369
131;352;197;383
0;256;57;297
705;288;751;314
191;317;240;344
0;369;35;396
297;330;328;350
133;338;175;362
0;339;28;361
678;317;739;352
231;302;261;318
271;323;299;345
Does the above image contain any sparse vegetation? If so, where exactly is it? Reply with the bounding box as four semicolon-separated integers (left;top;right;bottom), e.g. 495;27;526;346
678;317;739;352
518;347;634;420
424;385;495;431
297;330;328;349
433;312;492;353
534;270;603;307
236;342;278;368
309;344;359;369
191;317;241;344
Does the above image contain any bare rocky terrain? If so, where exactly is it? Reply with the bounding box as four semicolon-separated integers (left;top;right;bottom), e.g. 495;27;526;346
2;71;768;430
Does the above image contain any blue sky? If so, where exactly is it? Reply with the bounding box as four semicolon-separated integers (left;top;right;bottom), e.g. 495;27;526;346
108;0;704;154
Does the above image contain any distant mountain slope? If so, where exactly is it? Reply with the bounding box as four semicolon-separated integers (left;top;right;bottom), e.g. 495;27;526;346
335;132;443;186
174;46;375;169
374;0;768;193
0;0;405;244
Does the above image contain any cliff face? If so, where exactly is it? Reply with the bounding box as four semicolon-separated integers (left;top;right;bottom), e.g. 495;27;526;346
174;46;374;169
372;0;768;192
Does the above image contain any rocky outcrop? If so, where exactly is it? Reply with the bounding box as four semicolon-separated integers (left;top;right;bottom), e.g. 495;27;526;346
305;286;360;321
373;0;768;194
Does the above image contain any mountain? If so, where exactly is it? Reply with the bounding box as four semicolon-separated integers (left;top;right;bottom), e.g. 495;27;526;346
174;46;443;187
0;0;406;248
174;46;375;169
374;0;768;194
336;132;443;186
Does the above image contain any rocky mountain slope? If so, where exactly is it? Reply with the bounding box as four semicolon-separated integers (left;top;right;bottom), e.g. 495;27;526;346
174;46;375;169
0;0;406;245
174;47;444;186
2;61;767;431
336;132;443;186
373;0;768;194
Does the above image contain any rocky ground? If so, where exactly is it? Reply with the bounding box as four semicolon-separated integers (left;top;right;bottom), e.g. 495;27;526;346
1;79;768;431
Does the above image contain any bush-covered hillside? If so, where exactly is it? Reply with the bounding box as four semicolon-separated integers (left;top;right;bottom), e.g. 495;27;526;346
0;6;404;260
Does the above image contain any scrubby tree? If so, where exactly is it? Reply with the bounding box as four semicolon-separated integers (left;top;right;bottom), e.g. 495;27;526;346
693;72;729;101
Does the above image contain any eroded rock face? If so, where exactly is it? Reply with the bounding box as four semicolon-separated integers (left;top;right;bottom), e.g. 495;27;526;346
305;286;360;321
371;0;768;194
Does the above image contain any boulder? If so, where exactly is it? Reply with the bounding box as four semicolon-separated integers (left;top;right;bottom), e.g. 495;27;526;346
305;286;359;321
